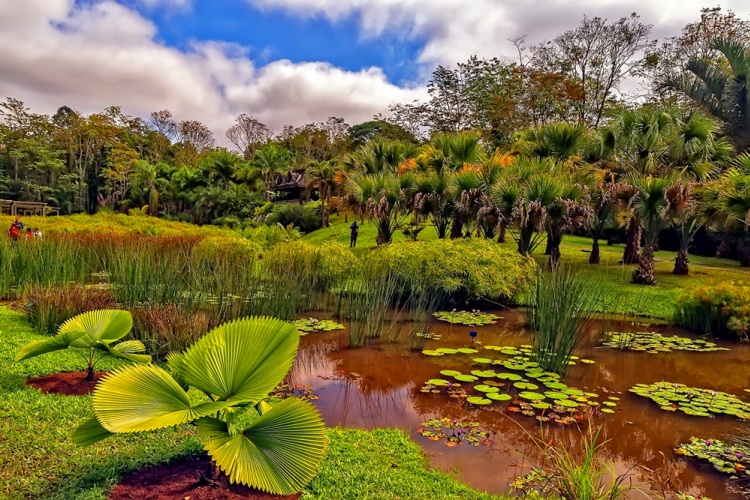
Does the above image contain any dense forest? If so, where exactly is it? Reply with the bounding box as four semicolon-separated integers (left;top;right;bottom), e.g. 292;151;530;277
2;8;750;281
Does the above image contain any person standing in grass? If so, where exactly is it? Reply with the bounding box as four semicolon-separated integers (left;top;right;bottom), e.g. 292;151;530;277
33;228;42;238
349;220;360;248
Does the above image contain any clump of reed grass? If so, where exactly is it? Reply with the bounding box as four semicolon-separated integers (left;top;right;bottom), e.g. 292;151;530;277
528;267;595;375
512;427;637;499
341;259;399;347
23;284;116;335
129;303;216;359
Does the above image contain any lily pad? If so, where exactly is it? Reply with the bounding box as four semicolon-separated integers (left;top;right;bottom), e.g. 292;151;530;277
514;382;539;390
544;392;569;400
433;311;501;326
466;396;492;405
473;358;494;364
440;370;462;377
555;399;579;408
487;393;512;401
519;391;546;401
497;373;522;381
603;332;730;353
474;384;500;393
454;374;479;382
471;370;496;378
428;379;450;386
457;348;479;354
422;350;444;356
436;348;458;355
292;318;345;335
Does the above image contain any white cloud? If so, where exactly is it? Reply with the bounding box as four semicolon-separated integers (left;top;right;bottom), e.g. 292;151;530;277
250;0;750;68
0;0;425;145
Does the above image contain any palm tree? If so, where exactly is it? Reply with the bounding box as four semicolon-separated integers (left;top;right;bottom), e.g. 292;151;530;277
251;144;292;199
544;182;592;269
581;168;618;264
628;175;683;284
703;153;750;266
131;160;167;216
449;169;483;238
304;160;338;227
662;39;750;150
412;172;454;238
516;123;587;160
345;172;410;245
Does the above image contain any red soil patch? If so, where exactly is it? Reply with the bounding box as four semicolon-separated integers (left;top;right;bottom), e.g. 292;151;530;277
110;457;300;500
26;371;105;395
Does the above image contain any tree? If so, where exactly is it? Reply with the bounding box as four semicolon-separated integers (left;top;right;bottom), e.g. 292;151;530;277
345;172;411;245
178;120;215;152
149;110;179;141
72;317;326;495
225;114;272;159
412;172;454;238
15;310;149;382
251;144;292;197
628;175;682;284
535;14;655;127
304;160;339;227
662;39;750;150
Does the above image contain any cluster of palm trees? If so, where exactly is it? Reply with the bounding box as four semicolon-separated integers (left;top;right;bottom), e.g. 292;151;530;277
332;106;747;285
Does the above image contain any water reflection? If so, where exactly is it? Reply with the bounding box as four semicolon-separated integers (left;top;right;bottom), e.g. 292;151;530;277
292;310;750;499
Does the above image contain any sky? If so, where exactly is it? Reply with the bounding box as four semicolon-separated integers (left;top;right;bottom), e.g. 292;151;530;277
1;0;750;146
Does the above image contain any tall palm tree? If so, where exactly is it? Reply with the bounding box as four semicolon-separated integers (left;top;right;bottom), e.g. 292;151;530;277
345;172;410;245
304;160;339;227
662;39;750;150
449;169;483;238
251;144;292;199
703;153;750;266
628;175;683;284
412;172;454;238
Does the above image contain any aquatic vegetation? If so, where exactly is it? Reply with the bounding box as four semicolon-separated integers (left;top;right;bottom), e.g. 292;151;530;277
433;310;501;326
602;331;729;353
269;383;320;401
293;318;345;335
417;418;490;447
675;437;750;478
630;382;750;419
528;267;595;375
675;283;750;340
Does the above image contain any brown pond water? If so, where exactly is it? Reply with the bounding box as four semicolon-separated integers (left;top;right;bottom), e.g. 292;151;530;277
290;310;750;499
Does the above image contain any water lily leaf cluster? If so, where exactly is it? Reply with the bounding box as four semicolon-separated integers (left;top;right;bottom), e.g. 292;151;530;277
602;332;729;353
675;437;750;477
630;382;750;419
417;417;490;447
433;310;501;326
292;318;345;335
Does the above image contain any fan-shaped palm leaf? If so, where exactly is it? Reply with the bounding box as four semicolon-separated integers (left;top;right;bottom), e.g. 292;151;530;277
198;398;326;494
175;317;299;403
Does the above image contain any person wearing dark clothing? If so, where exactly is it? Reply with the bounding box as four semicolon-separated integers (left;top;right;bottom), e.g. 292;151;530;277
349;221;359;248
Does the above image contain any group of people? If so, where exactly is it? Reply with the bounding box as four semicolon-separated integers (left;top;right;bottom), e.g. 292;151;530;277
7;217;42;241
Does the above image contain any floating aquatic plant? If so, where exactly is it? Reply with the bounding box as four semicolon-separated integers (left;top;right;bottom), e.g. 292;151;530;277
433;310;501;326
675;437;750;477
630;382;750;419
292;318;345;335
417;418;490;447
602;332;729;353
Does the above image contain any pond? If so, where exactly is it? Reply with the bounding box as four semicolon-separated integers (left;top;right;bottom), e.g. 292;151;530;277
289;309;750;499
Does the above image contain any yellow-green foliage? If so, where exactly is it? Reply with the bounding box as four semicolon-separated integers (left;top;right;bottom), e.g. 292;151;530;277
675;282;750;339
372;239;536;301
0;212;234;237
192;236;263;264
263;241;357;290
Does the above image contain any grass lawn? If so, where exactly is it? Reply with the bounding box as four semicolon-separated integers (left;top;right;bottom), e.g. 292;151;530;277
304;215;750;320
0;306;502;500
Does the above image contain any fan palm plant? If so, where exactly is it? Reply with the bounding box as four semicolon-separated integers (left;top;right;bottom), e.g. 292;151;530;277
15;309;149;381
412;172;454;238
304;160;339;227
449;169;484;238
72;316;327;495
345;172;410;244
628;175;682;284
517;123;587;160
662;39;750;150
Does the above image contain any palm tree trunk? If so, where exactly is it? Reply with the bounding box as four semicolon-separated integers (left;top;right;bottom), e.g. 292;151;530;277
497;219;506;243
622;217;641;264
450;215;463;239
673;247;689;275
549;245;561;270
589;239;600;264
738;240;750;268
632;245;656;285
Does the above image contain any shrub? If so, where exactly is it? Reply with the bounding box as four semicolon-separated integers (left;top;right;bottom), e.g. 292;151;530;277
674;283;750;340
371;239;536;302
266;203;321;233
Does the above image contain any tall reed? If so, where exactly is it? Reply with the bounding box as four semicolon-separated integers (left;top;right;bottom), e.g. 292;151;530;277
342;259;400;347
23;284;116;335
528;267;595;375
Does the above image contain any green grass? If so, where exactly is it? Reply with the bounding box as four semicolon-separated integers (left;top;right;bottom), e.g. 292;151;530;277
306;215;750;320
0;306;503;500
